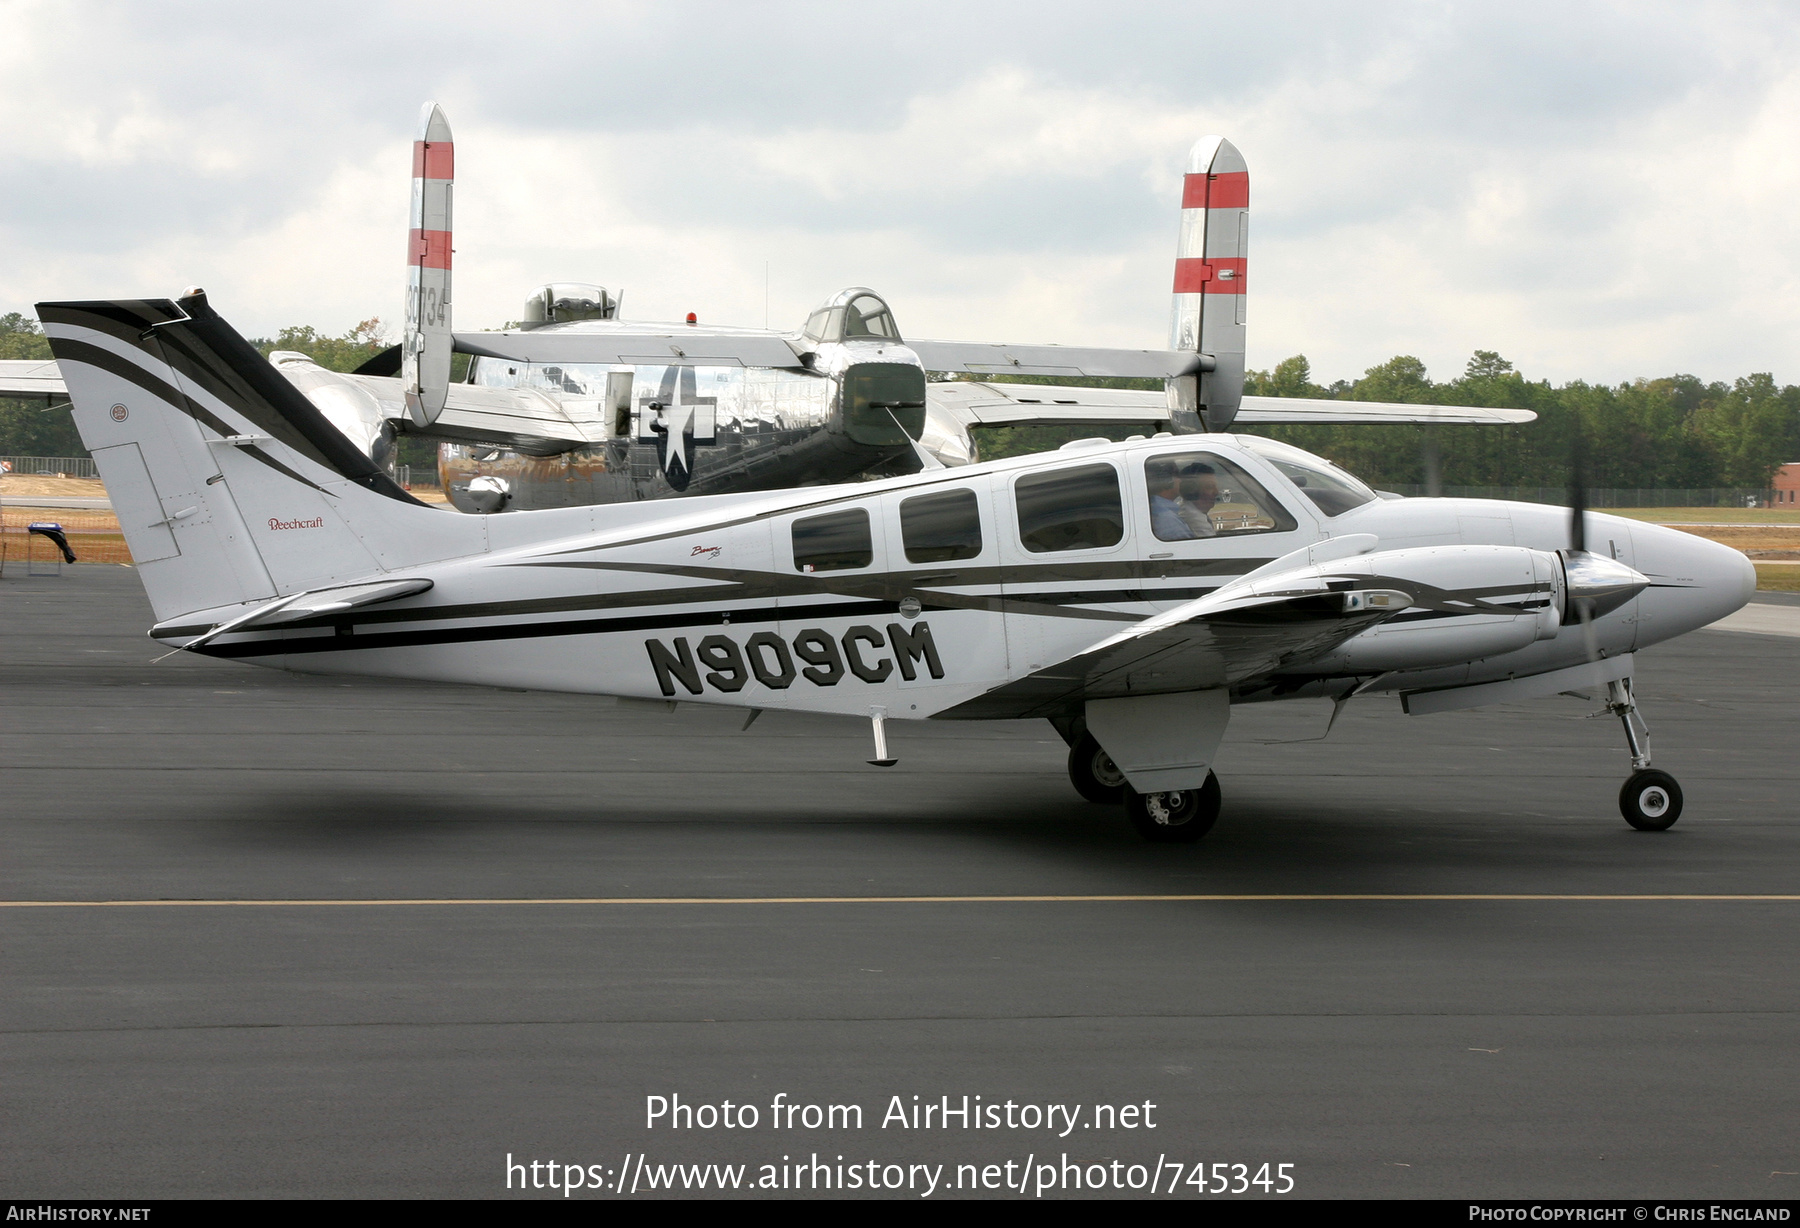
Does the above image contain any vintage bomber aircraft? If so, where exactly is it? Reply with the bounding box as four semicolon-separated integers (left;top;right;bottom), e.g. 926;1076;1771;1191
387;111;1537;512
0;109;1534;507
39;288;1754;839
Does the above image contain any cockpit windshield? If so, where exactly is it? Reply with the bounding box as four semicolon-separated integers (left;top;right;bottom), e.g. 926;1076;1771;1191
1236;436;1378;517
802;288;901;345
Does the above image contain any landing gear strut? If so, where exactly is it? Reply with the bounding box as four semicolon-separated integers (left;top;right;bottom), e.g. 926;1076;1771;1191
1605;678;1682;831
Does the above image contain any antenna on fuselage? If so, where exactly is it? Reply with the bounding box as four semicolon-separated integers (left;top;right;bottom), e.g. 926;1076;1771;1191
402;102;453;427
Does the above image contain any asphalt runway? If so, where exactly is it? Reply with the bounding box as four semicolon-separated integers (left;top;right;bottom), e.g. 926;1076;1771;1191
4;565;1798;1200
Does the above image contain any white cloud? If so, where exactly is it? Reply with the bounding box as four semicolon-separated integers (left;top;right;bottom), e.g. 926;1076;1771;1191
1;0;1798;387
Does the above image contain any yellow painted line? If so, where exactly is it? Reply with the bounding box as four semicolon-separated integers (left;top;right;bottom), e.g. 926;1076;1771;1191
1;894;1798;908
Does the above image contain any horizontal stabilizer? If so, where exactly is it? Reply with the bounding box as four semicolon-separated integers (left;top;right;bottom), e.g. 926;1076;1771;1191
0;359;68;403
1237;396;1536;425
454;329;804;369
911;340;1206;380
152;578;435;645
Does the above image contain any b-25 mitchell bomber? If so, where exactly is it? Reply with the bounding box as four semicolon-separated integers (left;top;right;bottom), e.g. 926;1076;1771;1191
38;282;1753;839
6;104;1535;515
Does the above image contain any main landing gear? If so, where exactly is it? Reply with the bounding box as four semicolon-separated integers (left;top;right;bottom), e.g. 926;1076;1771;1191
1606;678;1683;831
1125;773;1222;843
1067;731;1222;842
1067;734;1126;804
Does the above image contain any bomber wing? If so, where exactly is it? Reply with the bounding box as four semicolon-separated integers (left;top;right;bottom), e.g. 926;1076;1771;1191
927;380;1171;429
452;328;805;369
910;340;1207;379
0;359;68;404
927;381;1536;430
334;373;605;452
1236;396;1535;424
938;581;1410;721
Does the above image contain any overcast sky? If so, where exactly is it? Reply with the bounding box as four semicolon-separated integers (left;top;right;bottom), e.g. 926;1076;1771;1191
1;0;1796;387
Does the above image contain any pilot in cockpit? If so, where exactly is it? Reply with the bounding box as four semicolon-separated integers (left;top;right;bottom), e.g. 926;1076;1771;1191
1176;462;1220;537
1148;459;1219;540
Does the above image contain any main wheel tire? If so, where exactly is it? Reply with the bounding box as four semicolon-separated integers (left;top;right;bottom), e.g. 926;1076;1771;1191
1069;734;1127;804
1125;773;1222;843
1620;769;1683;831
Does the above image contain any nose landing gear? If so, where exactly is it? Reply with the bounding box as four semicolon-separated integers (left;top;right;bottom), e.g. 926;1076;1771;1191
1604;678;1683;831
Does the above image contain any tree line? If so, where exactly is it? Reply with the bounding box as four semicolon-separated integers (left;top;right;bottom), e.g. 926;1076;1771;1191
3;311;1795;489
969;352;1798;490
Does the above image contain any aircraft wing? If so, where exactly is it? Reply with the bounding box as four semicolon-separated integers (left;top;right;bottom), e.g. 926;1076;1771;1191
343;374;606;452
938;583;1409;721
1237;396;1536;424
927;381;1170;427
452;329;805;369
927;382;1536;430
0;359;68;403
911;340;1206;379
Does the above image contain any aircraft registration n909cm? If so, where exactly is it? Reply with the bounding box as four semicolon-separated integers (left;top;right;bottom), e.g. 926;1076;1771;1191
40;290;1754;840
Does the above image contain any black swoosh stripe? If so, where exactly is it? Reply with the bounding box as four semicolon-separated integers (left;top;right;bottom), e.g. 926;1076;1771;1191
153;561;1240;638
49;336;333;496
41;297;423;506
190;598;919;659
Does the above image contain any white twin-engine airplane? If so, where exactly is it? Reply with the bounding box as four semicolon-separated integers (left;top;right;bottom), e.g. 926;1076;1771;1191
40;280;1754;839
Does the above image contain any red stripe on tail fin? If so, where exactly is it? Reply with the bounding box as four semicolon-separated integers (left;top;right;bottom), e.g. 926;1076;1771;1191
411;141;454;181
409;229;452;271
1181;171;1249;210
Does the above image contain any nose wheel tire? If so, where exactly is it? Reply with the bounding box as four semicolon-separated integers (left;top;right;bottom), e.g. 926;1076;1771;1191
1620;769;1682;831
1068;734;1126;804
1125;773;1222;843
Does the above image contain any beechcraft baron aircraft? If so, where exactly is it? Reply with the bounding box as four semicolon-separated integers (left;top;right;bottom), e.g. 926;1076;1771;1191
4;104;1535;517
37;269;1753;836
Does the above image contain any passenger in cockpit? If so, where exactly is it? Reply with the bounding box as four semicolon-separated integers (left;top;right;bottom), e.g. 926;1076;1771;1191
1148;461;1197;540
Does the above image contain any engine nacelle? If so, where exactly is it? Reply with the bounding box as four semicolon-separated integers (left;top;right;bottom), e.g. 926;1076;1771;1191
1291;545;1564;673
521;283;619;329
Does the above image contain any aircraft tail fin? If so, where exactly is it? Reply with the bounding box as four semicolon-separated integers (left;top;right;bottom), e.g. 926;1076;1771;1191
1168;136;1248;432
402;101;454;427
37;290;487;624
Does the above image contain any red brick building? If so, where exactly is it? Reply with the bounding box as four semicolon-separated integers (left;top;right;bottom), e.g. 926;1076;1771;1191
1774;462;1800;506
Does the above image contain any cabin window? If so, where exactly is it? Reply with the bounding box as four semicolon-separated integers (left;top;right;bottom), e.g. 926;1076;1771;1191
793;507;873;572
1237;436;1377;517
1142;452;1297;541
900;488;983;563
1014;463;1124;553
